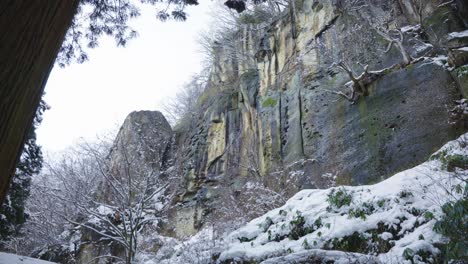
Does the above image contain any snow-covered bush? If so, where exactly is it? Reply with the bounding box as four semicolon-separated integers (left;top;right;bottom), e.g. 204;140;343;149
326;187;353;210
431;135;468;262
433;194;467;262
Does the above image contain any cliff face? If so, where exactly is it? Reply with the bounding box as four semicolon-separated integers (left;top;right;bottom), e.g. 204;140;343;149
83;0;468;251
160;0;468;238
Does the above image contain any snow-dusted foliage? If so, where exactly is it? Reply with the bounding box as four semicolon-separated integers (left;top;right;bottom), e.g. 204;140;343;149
15;138;113;257
59;131;170;264
14;130;171;263
137;227;226;264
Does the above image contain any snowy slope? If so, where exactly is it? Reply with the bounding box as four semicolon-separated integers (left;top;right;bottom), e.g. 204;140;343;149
218;133;467;263
0;253;55;264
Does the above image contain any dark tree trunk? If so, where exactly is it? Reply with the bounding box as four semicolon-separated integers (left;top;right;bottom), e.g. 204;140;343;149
0;0;79;203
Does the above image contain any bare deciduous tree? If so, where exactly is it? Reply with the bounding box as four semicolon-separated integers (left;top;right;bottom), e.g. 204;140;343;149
377;27;413;65
22;132;170;264
17;139;113;257
160;74;207;127
62;133;168;264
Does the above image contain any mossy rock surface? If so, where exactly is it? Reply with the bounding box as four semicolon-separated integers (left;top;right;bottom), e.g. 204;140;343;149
262;97;278;108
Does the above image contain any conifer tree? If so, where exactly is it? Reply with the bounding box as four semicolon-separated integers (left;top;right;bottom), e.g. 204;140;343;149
0;100;48;248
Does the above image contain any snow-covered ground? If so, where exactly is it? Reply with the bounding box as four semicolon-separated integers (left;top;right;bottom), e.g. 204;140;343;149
139;133;467;264
0;252;55;264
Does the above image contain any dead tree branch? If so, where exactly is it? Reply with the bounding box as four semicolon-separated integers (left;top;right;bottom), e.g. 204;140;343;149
376;28;413;65
329;61;402;103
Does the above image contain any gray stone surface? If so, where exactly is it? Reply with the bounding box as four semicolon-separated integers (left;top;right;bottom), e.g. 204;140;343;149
109;110;173;173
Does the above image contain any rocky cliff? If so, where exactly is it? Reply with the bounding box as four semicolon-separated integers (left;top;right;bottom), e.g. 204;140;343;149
163;0;468;239
76;0;468;262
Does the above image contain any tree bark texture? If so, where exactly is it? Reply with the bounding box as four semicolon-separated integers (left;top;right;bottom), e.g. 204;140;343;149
0;0;79;203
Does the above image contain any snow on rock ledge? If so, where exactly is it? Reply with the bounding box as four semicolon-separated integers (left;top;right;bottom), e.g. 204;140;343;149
0;252;56;264
218;133;468;264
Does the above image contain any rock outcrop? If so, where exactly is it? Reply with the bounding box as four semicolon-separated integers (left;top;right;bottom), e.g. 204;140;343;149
108;110;173;174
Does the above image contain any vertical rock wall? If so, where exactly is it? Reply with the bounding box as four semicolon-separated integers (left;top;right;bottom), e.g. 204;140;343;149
166;0;468;238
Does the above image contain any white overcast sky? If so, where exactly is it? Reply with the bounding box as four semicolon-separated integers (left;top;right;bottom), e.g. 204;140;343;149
37;1;216;153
